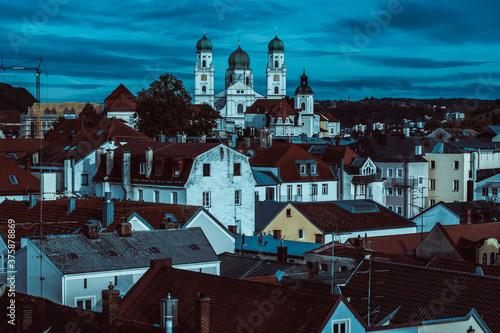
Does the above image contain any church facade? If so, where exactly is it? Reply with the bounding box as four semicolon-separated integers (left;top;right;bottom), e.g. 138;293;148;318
193;33;322;137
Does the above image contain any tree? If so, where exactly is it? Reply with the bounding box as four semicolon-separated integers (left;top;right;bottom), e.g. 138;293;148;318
79;102;100;118
0;83;37;113
136;73;192;138
187;104;219;136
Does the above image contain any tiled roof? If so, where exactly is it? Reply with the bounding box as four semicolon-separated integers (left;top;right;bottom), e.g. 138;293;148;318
0;157;40;195
346;232;428;255
318;112;340;122
343;259;500;331
250;143;335;182
426;258;500;278
476;168;500;182
30;228;218;274
18;141;97;165
0;138;49;159
304;144;360;165
0;198;201;249
219;252;300;278
294;200;416;233
104;84;136;112
242;275;280;285
348;135;424;160
245;98;298;121
439;221;500;244
119;261;345;332
440;200;500;223
44;118;153;144
93;142;221;186
0;286;161;333
252;169;280;185
0;109;21;123
255;201;289;232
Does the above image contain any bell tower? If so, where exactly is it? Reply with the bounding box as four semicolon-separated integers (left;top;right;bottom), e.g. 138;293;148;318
194;32;214;107
266;29;286;99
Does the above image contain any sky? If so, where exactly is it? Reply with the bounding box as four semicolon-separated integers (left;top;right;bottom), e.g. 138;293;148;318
1;0;500;104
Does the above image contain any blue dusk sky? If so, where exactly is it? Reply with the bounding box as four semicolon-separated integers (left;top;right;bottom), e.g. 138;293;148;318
1;0;499;103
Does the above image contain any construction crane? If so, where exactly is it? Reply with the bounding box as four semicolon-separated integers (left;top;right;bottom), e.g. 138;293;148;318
0;57;48;102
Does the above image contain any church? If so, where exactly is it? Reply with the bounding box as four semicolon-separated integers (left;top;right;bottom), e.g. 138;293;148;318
193;33;332;138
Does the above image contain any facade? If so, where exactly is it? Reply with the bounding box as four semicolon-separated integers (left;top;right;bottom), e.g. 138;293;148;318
102;84;138;128
474;168;500;203
93;142;256;235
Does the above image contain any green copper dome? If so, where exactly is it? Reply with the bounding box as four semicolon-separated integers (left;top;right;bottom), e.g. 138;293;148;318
295;70;313;95
228;45;250;69
268;35;284;52
196;34;212;51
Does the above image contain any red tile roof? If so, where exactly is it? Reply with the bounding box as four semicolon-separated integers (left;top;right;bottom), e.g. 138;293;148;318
104;84;136;112
426;258;500;277
250;143;335;182
346;232;428;255
319;112;340;122
119;260;353;332
343;259;500;331
0;138;49;159
321;145;359;165
246;98;298;121
0;109;21;123
44;118;153;144
294;200;416;233
0;157;40;196
242;275;280;285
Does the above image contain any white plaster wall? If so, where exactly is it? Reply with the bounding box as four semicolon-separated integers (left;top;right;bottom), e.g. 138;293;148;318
411;204;459;233
184;212;235;254
325;226;417;243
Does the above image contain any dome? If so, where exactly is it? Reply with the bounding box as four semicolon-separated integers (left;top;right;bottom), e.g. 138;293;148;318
196;34;212;51
228;45;250;69
295;70;313;95
268;35;284;52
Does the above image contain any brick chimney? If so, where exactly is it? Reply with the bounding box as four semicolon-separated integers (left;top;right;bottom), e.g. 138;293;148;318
228;225;238;234
277;242;288;262
315;234;325;244
195;293;210;333
102;283;120;326
25;158;31;172
116;216;132;237
83;223;98;239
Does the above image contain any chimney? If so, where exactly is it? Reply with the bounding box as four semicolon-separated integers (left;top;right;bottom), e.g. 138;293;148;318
122;151;132;200
95;148;104;173
200;134;206;143
18;299;33;331
195;293;210;333
150;258;173;270
32;152;39;164
315;234;325;244
228;225;238;234
159;219;168;229
67;198;75;214
277;242;288;262
415;145;423;156
25;158;31;172
160;294;178;330
102;192;114;229
28;194;36;209
116;216;132;237
83;223;99;239
64;159;73;195
145;147;153;178
106;149;114;176
461;209;472;224
273;230;282;239
101;283;120;327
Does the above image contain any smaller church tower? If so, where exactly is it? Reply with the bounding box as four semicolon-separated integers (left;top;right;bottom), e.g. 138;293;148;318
225;41;253;89
194;33;215;107
266;31;286;99
294;69;314;113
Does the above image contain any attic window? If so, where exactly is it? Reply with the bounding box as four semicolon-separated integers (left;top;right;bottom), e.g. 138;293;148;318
97;130;105;135
70;130;76;134
106;249;118;256
300;165;306;175
59;130;64;134
66;253;79;259
9;175;18;185
149;247;160;253
70;146;77;151
188;244;200;250
63;145;70;150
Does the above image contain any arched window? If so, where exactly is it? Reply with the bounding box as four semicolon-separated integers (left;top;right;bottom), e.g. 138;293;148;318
237;104;244;114
491;252;496;264
202;60;206;67
275;60;278;67
274;86;279;94
482;253;488;264
301;102;306;110
246;77;250;85
202;86;206;93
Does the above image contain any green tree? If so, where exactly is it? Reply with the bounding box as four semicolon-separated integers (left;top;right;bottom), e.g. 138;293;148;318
136;73;192;138
79;102;100;118
187;104;219;136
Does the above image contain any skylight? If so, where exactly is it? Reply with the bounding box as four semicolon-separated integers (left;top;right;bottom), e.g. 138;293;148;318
106;249;118;256
66;253;79;259
63;146;70;150
59;130;64;134
149;247;160;253
9;175;18;185
70;146;77;150
188;244;200;250
97;130;105;135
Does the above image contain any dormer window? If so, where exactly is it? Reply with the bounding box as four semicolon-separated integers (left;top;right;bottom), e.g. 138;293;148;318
300;165;306;174
173;164;180;177
310;164;317;174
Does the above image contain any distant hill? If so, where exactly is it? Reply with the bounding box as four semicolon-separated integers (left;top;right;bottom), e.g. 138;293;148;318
0;83;38;114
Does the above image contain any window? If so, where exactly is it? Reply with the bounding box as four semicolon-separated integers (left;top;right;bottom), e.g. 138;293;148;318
359;185;365;195
387;205;393;211
297;185;302;196
235;190;241;205
173;164;180;177
246;77;250;85
287;185;292;201
453;161;459;170
203;163;210;177
237;104;244;114
492;188;498;196
430;161;435;169
396;206;403;215
154;190;160;203
322;184;328;195
202;60;206;67
430;199;435;206
138;189;143;201
203;191;211;207
265;187;274;201
491;252;496;264
396;187;403;196
286;208;291;217
332;320;349;333
76;298;93;310
9;175;18;185
202;85;206;93
310;164;317;174
482;187;489;196
298;229;305;240
418;177;423;185
311;184;318;195
430;179;435;191
299;164;306;175
482;253;487;264
453;180;459;192
84;278;87;289
155;163;162;176
139;162;145;174
234;163;241;176
172;192;178;204
396;168;403;178
301;102;305;110
114;276;118;285
274;60;278;67
387;187;393;196
274;86;279;94
81;174;89;186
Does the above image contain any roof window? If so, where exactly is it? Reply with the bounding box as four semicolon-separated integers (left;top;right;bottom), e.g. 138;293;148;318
106;249;118;256
149;247;160;253
9;175;18;185
66;253;79;259
188;244;200;250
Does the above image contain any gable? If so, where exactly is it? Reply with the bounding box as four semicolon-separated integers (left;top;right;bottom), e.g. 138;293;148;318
415;224;464;261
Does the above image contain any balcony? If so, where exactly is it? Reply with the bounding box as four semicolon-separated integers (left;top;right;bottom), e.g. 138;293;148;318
385;178;419;187
352;172;383;184
280;195;303;202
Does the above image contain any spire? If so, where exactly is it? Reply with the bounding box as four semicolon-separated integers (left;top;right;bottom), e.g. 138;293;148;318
203;28;205;35
238;37;241;46
275;27;278;36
